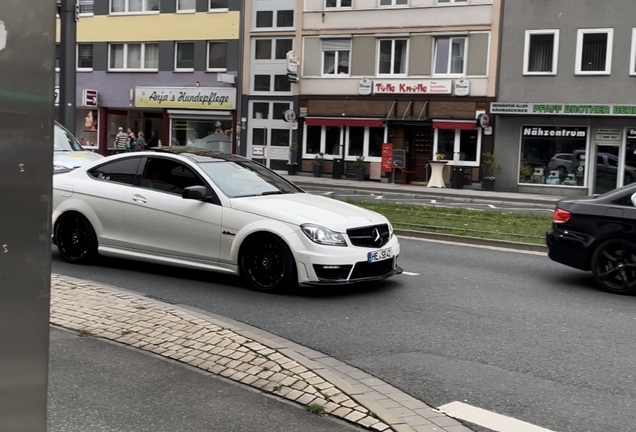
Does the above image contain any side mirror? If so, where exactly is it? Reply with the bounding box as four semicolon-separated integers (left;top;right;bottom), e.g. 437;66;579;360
182;185;208;201
631;192;636;207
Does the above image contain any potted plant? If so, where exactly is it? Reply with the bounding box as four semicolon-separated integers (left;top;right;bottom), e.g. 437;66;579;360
353;155;366;181
434;152;447;162
481;151;501;191
286;143;298;175
313;152;324;177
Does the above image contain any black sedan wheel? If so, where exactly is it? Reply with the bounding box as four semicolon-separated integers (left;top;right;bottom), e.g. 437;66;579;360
55;213;98;264
591;239;636;295
240;234;296;292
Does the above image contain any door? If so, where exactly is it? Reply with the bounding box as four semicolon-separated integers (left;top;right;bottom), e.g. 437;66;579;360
122;157;223;262
591;143;621;194
407;126;433;183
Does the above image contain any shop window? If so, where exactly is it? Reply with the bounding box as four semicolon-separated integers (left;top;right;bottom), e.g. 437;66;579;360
109;43;158;71
436;0;468;3
76;109;99;148
326;0;352;7
524;30;559;75
322;39;351;76
306;126;322;154
171;119;232;151
625;129;636;186
325;126;342;156
380;0;408;5
347;127;365;156
304;125;384;160
110;0;159;13
433;128;480;166
209;0;228;11
207;42;227;71
176;42;195;71
271;129;291;147
368;127;384;158
178;0;196;11
518;125;588;187
77;44;93;70
433;37;466;76
575;29;613;75
378;39;407;75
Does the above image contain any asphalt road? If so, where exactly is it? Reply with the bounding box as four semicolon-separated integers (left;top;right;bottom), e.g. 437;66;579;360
48;328;358;432
51;239;636;432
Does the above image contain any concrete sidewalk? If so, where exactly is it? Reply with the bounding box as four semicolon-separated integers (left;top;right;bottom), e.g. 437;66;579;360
280;173;566;208
51;274;475;432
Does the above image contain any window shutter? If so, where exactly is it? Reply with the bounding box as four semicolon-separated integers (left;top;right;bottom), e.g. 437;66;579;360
322;39;351;51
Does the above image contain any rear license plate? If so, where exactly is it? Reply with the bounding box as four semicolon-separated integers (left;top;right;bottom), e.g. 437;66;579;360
367;248;393;263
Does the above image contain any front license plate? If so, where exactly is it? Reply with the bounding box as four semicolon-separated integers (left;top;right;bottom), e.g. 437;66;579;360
367;247;393;263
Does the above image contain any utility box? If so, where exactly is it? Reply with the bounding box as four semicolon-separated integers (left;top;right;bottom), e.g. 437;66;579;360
450;165;465;189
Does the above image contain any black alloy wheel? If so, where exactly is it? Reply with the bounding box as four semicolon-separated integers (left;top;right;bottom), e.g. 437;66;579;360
591;239;636;295
240;234;296;292
55;213;98;264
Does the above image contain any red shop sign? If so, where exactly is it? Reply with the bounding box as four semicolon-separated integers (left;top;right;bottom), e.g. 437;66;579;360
381;143;394;173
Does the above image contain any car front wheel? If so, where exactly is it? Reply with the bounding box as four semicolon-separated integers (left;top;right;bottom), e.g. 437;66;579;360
591;238;636;295
55;212;98;264
240;233;296;292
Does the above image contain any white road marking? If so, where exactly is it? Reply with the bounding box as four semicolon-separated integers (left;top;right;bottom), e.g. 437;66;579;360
402;271;420;276
431;199;437;203
375;195;383;199
323;191;333;195
438;402;556;432
397;235;547;256
488;204;496;208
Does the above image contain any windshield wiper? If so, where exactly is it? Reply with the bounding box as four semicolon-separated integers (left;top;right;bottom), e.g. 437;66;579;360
260;190;286;196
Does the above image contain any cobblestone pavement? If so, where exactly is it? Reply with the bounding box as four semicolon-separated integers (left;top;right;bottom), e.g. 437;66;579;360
51;274;474;432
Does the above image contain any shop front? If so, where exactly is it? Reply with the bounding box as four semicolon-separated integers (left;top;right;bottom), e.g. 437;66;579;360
492;102;636;195
134;86;237;153
299;79;493;183
55;86;100;150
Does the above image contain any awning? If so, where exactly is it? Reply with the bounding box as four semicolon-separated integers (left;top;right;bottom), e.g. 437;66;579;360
305;117;384;127
432;120;476;130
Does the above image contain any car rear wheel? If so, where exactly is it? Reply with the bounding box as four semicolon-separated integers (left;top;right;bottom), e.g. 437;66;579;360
591;239;636;295
240;233;296;292
55;212;98;264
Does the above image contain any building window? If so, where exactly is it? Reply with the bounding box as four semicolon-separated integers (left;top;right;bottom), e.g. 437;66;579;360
379;0;408;6
326;0;352;7
79;0;94;14
254;38;293;60
175;42;194;71
177;0;196;12
277;10;294;27
523;30;559;75
518;126;589;186
322;39;351;76
274;75;291;92
209;0;228;11
77;44;93;70
436;0;468;3
631;29;636;76
575;28;613;75
55;44;60;71
303;125;385;159
433;127;481;166
109;43;159;71
378;39;407;75
207;42;227;71
255;9;294;29
110;0;160;13
433;37;466;76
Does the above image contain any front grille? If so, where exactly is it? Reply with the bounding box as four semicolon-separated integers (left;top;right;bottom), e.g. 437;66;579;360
313;264;353;281
347;224;390;248
350;259;394;280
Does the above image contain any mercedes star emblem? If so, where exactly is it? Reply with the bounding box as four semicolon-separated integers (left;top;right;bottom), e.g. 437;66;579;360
372;228;382;245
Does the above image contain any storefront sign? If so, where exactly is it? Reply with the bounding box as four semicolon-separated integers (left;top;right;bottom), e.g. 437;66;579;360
252;146;265;157
135;86;236;110
492;102;636;117
595;128;622;141
83;89;98;107
627;129;636;140
287;51;299;74
54;86;59;106
283;109;296;122
454;78;470;97
373;79;452;95
477;113;490;128
358;77;373;96
522;126;588;139
381;143;394;173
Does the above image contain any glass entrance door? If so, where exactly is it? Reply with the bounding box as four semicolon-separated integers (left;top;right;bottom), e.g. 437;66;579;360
592;143;621;194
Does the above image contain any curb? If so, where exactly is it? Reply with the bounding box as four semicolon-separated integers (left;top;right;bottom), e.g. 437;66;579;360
51;274;475;432
395;229;548;253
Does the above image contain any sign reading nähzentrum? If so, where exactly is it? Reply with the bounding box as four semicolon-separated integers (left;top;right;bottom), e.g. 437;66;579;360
491;102;636;116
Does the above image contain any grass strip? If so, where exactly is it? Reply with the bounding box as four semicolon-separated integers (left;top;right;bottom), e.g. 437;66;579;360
348;201;553;245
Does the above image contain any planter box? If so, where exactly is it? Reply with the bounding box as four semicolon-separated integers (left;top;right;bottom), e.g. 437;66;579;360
355;167;365;181
313;164;322;177
287;164;298;175
482;178;495;191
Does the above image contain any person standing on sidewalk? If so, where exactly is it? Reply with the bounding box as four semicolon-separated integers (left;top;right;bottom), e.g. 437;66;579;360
114;127;128;154
135;131;146;152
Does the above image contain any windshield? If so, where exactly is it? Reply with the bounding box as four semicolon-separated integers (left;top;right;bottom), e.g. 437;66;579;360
54;122;84;152
197;160;303;198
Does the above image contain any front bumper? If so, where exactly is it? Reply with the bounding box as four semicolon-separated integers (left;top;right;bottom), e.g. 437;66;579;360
300;265;403;286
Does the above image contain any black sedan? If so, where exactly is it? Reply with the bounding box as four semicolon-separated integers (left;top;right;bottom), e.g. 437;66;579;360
546;183;636;295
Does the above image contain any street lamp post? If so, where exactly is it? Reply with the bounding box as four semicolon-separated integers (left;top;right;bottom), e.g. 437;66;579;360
58;0;78;133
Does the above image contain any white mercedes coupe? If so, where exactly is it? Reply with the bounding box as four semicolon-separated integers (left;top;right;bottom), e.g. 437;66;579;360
52;147;402;292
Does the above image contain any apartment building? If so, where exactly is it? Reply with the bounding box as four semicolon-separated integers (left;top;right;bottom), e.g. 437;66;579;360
493;0;636;195
55;0;240;155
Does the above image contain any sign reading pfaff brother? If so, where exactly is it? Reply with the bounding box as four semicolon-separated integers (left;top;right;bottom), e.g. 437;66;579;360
135;87;236;110
492;102;636;116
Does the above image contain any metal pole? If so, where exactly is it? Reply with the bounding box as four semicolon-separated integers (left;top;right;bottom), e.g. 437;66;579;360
0;1;54;431
236;0;246;156
59;0;77;133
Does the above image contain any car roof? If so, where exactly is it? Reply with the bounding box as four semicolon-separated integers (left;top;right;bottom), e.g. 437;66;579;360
151;146;250;163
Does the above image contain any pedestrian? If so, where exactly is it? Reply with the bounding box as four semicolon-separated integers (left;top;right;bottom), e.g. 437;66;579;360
146;131;158;148
136;131;145;152
127;128;136;151
114;127;128;154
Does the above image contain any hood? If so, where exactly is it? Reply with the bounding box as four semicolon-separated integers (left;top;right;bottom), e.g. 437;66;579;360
230;193;389;232
54;150;103;169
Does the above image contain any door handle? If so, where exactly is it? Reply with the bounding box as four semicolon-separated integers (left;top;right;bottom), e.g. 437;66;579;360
131;194;147;204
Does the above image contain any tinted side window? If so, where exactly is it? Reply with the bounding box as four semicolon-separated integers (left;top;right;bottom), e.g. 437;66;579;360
89;158;141;185
140;158;204;195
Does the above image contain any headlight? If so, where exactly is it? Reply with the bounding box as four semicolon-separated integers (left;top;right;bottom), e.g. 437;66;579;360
301;224;347;247
388;222;394;238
